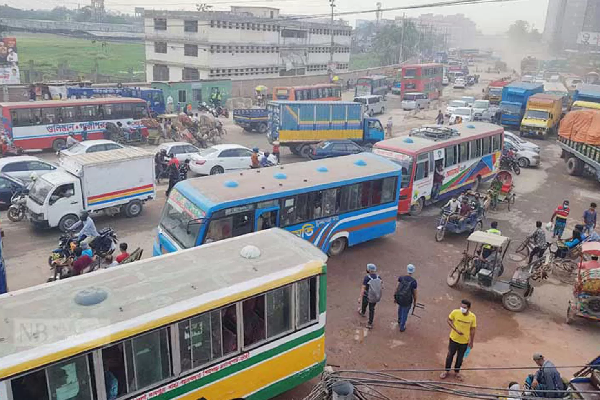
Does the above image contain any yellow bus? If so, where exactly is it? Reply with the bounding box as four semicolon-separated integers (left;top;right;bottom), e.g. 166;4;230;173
0;228;327;400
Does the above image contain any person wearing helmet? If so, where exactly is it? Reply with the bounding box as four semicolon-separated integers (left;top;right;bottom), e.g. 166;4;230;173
70;211;99;245
250;148;260;169
259;151;272;167
26;172;38;191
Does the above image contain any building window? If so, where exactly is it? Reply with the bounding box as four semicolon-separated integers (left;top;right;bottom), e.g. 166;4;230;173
153;64;169;81
184;44;198;57
154;18;167;30
183;68;199;80
154;41;167;54
178;90;187;103
184;20;198;32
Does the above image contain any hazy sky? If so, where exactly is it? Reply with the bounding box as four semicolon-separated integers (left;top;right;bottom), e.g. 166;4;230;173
4;0;548;35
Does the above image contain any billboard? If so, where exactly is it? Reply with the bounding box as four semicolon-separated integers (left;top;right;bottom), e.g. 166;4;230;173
0;37;20;85
577;31;600;47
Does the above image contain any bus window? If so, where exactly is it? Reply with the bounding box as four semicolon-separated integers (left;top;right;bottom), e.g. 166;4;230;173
281;196;296;227
311;191;324;219
134;104;148;119
243;295;266;347
297;276;318;327
41;107;57;124
415;155;429;181
360;181;371;208
11;369;50;400
311;88;318;99
381;177;396;203
131;329;171;388
296;89;304;100
371;179;383;204
470;139;482;159
266;285;292;337
47;355;94;400
492;134;502;151
102;343;131;397
459;141;469;162
322;188;339;216
482;136;491;155
121;103;134;119
347;183;362;211
295;193;310;224
445;145;457;167
205;210;253;242
81;105;97;120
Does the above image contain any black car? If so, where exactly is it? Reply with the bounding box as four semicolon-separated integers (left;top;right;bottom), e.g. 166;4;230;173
0;173;26;210
309;140;365;160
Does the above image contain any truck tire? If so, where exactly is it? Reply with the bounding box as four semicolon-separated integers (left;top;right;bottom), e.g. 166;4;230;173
52;138;66;152
257;122;268;133
299;145;312;158
123;200;143;218
290;146;300;156
58;214;79;233
566;157;584;176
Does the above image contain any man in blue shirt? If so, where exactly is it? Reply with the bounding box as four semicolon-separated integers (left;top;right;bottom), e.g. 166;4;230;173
358;263;382;329
395;264;418;332
527;353;566;398
70;211;99;245
583;202;597;235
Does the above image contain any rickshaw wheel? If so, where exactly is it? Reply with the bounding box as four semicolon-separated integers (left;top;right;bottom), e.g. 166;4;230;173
435;228;445;242
515;239;530;258
502;291;526;312
447;262;465;287
566;302;574;325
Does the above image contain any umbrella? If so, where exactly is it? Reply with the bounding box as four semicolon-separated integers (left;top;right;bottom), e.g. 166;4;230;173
255;85;268;92
332;76;339;82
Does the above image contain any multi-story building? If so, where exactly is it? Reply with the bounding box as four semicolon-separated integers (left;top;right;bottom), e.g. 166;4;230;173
543;0;600;50
413;14;479;48
144;7;352;82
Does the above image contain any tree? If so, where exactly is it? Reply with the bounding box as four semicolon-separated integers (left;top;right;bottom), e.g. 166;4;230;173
507;20;542;44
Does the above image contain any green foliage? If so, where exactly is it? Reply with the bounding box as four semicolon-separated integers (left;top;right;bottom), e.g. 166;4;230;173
507;20;542;44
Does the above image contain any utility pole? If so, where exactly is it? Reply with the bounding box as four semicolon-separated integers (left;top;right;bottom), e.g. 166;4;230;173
399;13;405;64
328;0;336;81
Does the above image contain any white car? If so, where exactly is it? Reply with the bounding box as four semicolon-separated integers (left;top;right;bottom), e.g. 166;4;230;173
59;140;125;157
504;140;540;168
504;131;540;154
472;100;490;120
449;107;473;124
401;92;430;110
453;78;466;89
189;144;278;175
442;76;449;86
460;96;475;107
0;156;58;183
446;100;467;116
157;142;203;163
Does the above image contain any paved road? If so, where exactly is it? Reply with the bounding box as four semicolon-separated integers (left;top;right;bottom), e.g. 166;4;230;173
4;63;599;399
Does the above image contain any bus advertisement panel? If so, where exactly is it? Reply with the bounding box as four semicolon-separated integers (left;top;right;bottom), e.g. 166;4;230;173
0;98;149;151
373;123;503;214
154;153;401;257
273;84;342;101
400;63;443;100
355;75;388;97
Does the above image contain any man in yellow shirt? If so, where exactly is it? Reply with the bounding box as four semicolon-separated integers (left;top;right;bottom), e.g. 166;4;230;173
440;299;477;381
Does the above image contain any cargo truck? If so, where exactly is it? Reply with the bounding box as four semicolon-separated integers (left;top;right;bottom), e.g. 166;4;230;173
26;148;156;231
572;83;600;108
484;78;512;105
520;93;563;138
557;109;600;181
232;108;269;133
267;101;385;158
499;82;544;127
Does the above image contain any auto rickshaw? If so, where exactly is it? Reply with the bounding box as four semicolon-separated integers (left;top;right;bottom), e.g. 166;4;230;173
447;231;534;312
566;242;600;324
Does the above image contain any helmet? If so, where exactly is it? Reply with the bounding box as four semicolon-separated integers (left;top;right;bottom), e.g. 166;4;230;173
160;149;167;154
80;211;89;221
253;147;259;152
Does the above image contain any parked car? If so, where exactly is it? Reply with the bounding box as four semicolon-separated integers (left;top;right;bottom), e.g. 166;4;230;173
59;140;125;157
0;173;26;210
354;95;386;116
442;76;449;86
472;100;491;120
449;107;474;124
504;131;540;153
504;140;540;168
446;100;468;116
401;92;430;110
157;142;203;163
0;156;58;183
453;78;466;89
188;144;278;175
309;140;365;160
460;96;476;107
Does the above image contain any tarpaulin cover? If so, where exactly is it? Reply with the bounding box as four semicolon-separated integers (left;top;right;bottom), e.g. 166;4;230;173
559;109;600;145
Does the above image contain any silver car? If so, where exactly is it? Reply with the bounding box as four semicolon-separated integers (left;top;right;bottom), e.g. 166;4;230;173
0;156;58;183
401;93;430;110
504;137;540;168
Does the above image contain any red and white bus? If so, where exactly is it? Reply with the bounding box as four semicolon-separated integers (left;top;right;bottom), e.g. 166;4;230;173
373;123;503;215
0;98;149;151
399;63;443;100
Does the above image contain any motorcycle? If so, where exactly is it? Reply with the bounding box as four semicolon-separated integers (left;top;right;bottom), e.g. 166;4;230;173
7;190;28;222
500;155;521;175
215;105;229;118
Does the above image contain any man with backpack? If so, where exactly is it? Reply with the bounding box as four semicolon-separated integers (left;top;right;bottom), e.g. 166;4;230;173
358;263;383;329
394;264;418;332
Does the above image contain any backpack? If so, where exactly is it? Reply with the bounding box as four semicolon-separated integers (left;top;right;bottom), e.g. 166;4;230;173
394;277;414;306
367;275;383;303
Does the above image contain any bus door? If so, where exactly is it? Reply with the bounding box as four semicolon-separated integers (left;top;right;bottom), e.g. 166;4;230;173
255;200;280;231
413;152;433;200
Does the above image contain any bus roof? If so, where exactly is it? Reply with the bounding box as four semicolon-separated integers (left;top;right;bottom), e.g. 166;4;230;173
177;152;401;208
543;82;568;93
357;75;387;80
0;228;326;378
276;83;339;89
0;97;146;109
374;122;503;155
402;63;442;69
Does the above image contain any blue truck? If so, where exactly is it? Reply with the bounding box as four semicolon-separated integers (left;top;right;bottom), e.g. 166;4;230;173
233;108;269;133
266;101;385;158
499;82;544;127
66;87;166;116
572;83;600;104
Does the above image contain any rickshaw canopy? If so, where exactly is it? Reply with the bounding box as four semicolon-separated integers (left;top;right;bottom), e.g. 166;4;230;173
581;242;600;256
467;231;510;248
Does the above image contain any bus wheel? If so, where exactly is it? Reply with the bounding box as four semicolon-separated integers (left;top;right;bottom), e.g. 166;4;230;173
410;197;424;216
52;138;66;152
328;237;347;256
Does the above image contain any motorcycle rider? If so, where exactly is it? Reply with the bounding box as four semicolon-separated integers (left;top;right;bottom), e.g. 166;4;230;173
70;211;99;246
154;149;169;183
166;158;180;197
259;152;274;167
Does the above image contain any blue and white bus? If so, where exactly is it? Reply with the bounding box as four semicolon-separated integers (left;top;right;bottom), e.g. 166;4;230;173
154;153;401;256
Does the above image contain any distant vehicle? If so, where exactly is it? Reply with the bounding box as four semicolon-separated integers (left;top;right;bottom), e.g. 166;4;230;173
401;92;430;110
504;131;540;154
354;95;386;116
398;63;443;99
499;82;544;127
309;140;365;159
442;76;449;86
157;142;203;163
0;156;58;183
520;93;563;138
454;78;466;89
273;83;342;101
449;107;473;124
59;140;125;157
460;96;475;107
355;75;388;97
472;100;491;121
232;108;269;133
0;174;25;209
66;87;165;116
188;144;277;175
504;139;540;168
446;100;468;116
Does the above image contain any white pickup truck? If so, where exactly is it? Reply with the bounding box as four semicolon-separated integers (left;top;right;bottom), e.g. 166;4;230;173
27;148;156;231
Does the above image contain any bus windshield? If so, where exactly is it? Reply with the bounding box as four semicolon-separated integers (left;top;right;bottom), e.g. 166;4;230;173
160;189;206;248
275;88;290;100
524;110;549;120
373;149;413;188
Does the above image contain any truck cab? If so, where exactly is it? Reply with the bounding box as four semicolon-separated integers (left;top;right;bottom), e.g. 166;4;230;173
520;94;563;138
27;170;83;231
364;118;385;142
